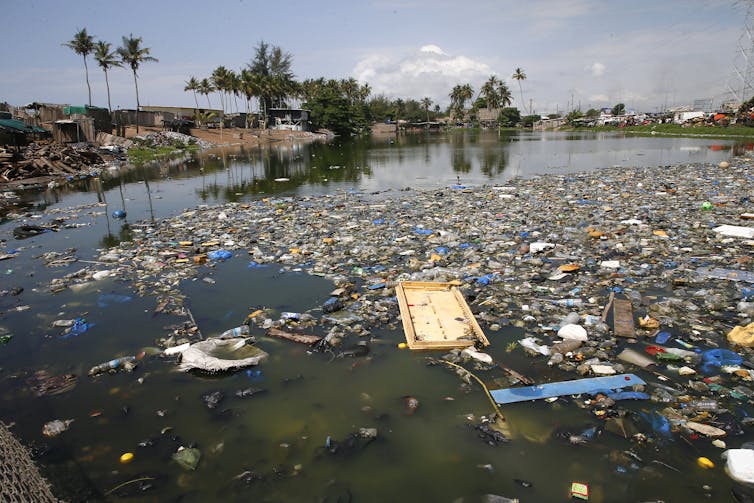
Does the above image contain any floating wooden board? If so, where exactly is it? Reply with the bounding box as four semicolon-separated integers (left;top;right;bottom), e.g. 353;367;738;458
396;281;489;350
612;298;635;338
489;374;646;404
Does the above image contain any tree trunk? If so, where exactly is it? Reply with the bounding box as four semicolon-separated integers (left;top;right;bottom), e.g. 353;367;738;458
193;91;199;109
83;55;92;107
132;69;140;134
518;82;526;115
105;70;112;113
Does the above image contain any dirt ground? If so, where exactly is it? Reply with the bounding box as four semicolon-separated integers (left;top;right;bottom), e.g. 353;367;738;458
122;125;324;148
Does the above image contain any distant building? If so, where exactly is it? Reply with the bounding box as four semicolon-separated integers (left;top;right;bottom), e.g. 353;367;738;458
267;109;309;131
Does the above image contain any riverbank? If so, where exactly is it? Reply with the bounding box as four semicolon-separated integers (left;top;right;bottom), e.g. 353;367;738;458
563;123;754;139
122;125;331;147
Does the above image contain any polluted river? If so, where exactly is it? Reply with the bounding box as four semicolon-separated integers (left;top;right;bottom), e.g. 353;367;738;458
1;130;754;502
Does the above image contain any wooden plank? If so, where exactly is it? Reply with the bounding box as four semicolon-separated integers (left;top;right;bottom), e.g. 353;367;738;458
613;298;635;337
396;281;488;350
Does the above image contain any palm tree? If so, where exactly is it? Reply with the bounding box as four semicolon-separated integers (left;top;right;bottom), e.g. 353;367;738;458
421;97;432;123
63;28;95;106
512;68;527;114
240;69;260;128
117;34;158;134
498;82;513;108
211;66;231;113
198;78;214;109
93;41;122;113
480;76;501;109
184;76;200;110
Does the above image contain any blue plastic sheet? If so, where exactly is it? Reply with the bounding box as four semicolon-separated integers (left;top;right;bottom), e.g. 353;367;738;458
490;374;646;404
208;250;233;261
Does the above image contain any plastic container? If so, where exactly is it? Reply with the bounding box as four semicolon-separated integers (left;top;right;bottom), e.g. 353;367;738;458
723;449;754;485
322;297;345;313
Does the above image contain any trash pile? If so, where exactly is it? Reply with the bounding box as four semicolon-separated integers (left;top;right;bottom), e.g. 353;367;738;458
0;141;112;184
36;156;753;494
132;131;213;150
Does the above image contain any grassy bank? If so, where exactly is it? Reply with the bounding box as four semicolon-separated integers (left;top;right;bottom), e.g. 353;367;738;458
563;123;754;139
127;142;200;165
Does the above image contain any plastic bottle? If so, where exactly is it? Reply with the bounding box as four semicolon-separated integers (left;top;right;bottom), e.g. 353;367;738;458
322;297;345;313
220;325;249;338
553;299;583;307
88;356;136;376
687;399;720;412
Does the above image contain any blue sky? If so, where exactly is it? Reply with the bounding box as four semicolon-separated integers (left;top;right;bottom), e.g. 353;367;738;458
0;0;748;114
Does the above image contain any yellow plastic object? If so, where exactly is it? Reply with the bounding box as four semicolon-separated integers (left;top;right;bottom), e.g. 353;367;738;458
697;456;715;469
120;452;134;464
397;342;408;349
559;263;580;272
728;322;754;347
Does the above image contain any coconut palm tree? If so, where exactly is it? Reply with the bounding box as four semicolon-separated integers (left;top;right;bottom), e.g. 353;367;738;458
240;69;260;128
421;97;432;123
63;28;95;106
480;76;501;109
198;78;214;109
512;67;527;114
117;34;158;134
184;76;200;110
211;66;232;113
93;41;122;113
449;83;474;120
499;82;513;108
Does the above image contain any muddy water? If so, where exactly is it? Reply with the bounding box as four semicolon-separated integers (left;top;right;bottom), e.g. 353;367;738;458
0;130;749;501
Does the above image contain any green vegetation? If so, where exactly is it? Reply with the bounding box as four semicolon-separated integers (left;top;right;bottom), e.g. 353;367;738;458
565;123;754;138
127;141;200;165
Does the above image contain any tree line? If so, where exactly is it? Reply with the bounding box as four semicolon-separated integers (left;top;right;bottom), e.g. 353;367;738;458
66;31;532;135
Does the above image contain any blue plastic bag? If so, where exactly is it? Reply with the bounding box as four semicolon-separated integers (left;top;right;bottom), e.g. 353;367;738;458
208;250;232;261
702;348;743;373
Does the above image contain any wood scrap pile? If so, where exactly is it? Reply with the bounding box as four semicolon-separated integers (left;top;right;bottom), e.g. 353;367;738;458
1;140;105;184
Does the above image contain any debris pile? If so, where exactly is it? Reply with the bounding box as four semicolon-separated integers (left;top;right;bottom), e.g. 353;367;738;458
0;141;109;184
133;131;212;150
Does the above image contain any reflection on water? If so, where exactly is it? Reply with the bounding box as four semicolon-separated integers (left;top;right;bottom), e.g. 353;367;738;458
4;130;746;226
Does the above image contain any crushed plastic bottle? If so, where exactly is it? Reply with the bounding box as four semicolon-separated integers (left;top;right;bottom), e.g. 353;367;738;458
88;356;137;376
220;325;250;338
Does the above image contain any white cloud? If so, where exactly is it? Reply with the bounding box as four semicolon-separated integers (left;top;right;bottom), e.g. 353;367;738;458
419;44;446;56
587;62;606;77
353;45;493;106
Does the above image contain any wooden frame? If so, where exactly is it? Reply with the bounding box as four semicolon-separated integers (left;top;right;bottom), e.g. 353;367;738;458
396;281;489;350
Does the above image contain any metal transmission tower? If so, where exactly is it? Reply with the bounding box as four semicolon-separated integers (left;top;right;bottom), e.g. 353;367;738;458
725;1;754;108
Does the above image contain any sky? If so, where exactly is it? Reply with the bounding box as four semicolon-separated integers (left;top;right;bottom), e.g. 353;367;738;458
1;0;751;115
